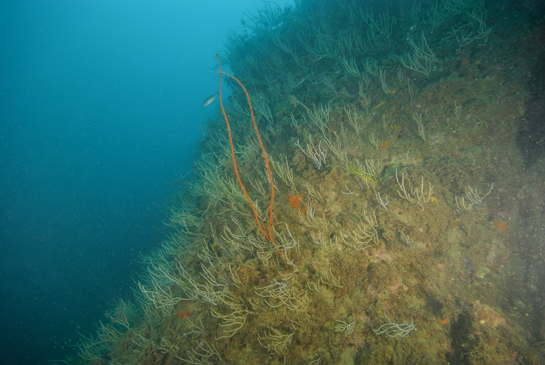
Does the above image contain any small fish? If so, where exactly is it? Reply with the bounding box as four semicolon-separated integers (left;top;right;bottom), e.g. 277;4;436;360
202;92;218;107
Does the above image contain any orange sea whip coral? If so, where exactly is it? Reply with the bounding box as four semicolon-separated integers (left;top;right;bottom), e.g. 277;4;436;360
215;54;288;271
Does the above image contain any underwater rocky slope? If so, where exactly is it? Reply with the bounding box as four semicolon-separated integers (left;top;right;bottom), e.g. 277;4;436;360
74;0;545;364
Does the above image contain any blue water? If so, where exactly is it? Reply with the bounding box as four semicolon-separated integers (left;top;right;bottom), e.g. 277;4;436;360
0;1;289;364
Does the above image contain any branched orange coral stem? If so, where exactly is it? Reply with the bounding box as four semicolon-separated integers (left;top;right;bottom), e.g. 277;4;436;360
215;54;288;271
